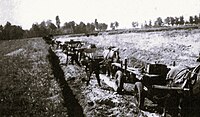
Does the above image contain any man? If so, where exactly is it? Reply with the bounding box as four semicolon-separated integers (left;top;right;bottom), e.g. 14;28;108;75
86;57;103;86
103;46;120;78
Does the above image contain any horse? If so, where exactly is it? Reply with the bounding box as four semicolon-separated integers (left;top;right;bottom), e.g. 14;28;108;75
62;40;83;66
80;44;103;86
102;46;120;78
162;64;200;116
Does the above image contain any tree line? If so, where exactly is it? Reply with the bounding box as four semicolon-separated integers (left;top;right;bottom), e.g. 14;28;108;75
1;13;200;40
139;14;200;28
0;16;110;40
0;22;24;40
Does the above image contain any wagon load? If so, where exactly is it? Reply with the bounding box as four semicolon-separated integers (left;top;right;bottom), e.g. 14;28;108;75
105;56;200;116
145;63;168;75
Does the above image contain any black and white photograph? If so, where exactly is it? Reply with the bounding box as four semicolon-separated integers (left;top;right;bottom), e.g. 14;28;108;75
0;0;200;116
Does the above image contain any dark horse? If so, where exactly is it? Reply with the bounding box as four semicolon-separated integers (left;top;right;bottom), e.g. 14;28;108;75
80;44;104;86
160;64;200;116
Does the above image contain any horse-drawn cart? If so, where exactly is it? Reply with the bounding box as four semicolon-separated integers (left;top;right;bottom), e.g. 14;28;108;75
58;38;200;116
61;40;84;65
109;59;200;116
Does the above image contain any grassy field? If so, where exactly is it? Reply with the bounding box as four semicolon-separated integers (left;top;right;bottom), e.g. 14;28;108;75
0;38;67;116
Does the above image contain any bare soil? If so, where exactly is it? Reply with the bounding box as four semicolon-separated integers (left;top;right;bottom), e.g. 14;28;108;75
54;29;200;117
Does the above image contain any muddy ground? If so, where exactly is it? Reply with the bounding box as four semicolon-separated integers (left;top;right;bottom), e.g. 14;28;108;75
53;49;159;117
53;29;200;117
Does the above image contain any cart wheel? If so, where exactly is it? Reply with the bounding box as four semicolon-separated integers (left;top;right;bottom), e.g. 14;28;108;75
135;82;144;109
114;70;123;93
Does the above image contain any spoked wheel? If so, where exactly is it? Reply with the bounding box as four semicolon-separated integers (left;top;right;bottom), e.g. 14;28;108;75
114;70;124;93
135;82;144;109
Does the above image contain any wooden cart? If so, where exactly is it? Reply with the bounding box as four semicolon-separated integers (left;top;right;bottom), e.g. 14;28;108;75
62;40;83;65
110;59;200;116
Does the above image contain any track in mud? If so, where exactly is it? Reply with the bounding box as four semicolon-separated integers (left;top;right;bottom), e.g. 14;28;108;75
48;48;84;117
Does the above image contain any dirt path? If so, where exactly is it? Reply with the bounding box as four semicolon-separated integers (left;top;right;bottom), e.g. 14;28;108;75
53;48;161;117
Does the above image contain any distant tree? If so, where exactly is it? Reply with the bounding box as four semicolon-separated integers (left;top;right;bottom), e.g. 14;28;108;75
46;20;57;34
48;22;57;31
62;22;71;33
0;22;24;40
79;22;86;32
86;23;95;33
30;23;40;37
199;13;200;24
189;16;194;24
68;21;76;33
39;21;48;36
75;22;86;33
154;17;163;27
144;21;148;28
56;16;61;28
110;21;119;30
149;20;152;27
63;22;72;33
170;17;175;26
3;22;12;39
185;21;190;25
132;22;138;28
194;15;199;24
141;24;144;28
179;16;185;25
9;26;24;39
110;22;115;30
98;23;108;31
164;17;171;26
0;25;3;40
174;17;179;25
63;22;72;29
101;23;108;31
4;21;11;27
95;19;99;31
115;21;119;29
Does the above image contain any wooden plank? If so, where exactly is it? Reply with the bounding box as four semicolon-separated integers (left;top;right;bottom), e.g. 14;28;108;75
100;74;136;92
144;73;160;77
152;85;189;91
112;63;141;75
100;74;118;91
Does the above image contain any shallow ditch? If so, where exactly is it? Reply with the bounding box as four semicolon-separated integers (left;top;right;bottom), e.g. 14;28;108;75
47;47;84;117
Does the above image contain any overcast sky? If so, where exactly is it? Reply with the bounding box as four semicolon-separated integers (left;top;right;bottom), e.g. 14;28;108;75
0;0;200;29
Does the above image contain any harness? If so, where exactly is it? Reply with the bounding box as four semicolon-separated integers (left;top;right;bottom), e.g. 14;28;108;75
169;64;200;88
